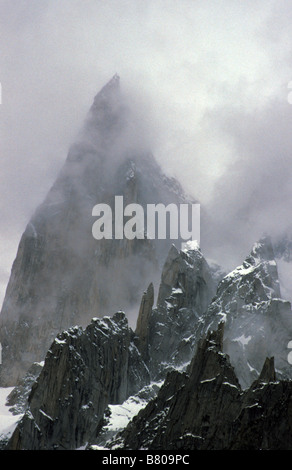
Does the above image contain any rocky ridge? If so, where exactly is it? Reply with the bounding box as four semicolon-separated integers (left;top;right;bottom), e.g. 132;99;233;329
106;322;292;451
134;242;216;380
6;311;149;450
203;236;292;388
5;238;292;450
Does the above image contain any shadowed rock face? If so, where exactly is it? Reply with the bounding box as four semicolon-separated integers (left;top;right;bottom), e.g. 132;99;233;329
108;323;292;451
134;243;217;380
110;323;243;450
202;236;292;388
6;311;149;450
5;362;44;416
5;238;292;451
0;75;193;386
3;243;218;450
133;237;292;387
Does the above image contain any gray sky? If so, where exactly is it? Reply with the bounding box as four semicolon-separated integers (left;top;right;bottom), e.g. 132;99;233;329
1;0;292;304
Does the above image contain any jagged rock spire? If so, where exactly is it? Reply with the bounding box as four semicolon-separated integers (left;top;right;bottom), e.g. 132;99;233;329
91;73;120;109
245;235;276;266
135;283;154;363
0;75;193;387
6;312;150;450
253;356;276;387
203;237;292;388
134;243;217;381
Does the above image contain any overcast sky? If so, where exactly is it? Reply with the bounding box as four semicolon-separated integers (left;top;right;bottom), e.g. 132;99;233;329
1;0;292;304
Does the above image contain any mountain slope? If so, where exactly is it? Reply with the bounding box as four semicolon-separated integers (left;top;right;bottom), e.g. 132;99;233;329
6;311;149;450
106;323;292;451
0;75;192;386
134;242;216;380
4;237;292;450
203;236;292;388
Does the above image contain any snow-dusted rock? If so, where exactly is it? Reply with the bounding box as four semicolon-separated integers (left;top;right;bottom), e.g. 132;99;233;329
134;243;217;380
203;236;292;388
107;323;292;450
6;311;149;450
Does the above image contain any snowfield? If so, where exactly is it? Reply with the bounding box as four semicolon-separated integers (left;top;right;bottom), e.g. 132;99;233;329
0;387;22;442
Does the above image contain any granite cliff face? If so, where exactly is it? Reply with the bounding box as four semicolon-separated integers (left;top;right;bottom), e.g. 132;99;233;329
4;238;292;450
5;242;216;450
133;237;292;389
6;311;149;450
0;75;192;386
107;322;292;451
203;236;292;388
134;242;216;380
108;323;243;450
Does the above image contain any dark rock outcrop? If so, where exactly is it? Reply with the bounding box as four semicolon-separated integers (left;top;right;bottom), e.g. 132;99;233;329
5;236;292;450
203;236;292;388
134;243;216;380
6;311;149;450
229;371;292;450
108;322;243;450
5;362;43;416
107;323;292;450
134;282;154;364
